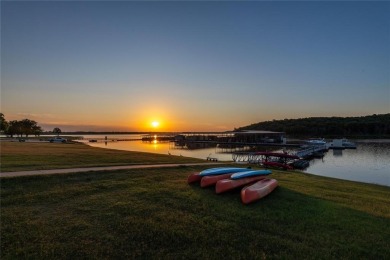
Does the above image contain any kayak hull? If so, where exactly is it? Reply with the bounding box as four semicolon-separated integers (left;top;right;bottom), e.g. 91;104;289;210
187;173;202;184
200;173;233;188
199;167;250;176
215;175;267;194
231;170;271;180
188;167;250;184
241;178;278;204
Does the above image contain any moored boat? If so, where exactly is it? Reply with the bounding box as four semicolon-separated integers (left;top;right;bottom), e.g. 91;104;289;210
231;170;271;180
306;138;327;145
215;175;267;194
241;178;278;204
330;138;357;149
292;159;310;169
262;161;293;170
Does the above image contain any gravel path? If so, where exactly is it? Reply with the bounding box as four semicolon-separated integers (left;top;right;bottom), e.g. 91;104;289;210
0;162;223;178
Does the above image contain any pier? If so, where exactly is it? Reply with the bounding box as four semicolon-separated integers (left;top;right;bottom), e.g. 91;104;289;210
295;144;328;159
83;137;141;142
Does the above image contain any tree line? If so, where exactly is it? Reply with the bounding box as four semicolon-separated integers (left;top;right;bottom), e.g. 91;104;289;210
0;113;44;137
0;113;63;138
237;114;390;137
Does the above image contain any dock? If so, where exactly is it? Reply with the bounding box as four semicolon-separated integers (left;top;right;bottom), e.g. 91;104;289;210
294;144;328;159
83;137;141;142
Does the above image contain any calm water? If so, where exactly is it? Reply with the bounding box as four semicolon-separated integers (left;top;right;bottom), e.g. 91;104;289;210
80;135;390;187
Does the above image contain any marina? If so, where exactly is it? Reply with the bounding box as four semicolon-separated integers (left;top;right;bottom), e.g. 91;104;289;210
78;134;389;187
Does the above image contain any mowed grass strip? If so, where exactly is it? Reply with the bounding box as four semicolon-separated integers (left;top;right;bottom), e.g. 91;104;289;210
1;167;389;259
0;142;203;172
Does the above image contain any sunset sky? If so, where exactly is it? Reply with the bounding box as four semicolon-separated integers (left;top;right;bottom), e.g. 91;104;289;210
1;1;389;132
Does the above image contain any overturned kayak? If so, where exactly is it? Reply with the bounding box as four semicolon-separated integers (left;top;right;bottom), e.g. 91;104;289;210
241;178;278;204
199;167;251;176
200;173;233;188
215;175;267;194
187;172;203;184
231;170;271;180
188;167;250;184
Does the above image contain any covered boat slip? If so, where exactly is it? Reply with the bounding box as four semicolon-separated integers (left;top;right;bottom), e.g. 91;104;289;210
232;151;302;169
173;130;292;148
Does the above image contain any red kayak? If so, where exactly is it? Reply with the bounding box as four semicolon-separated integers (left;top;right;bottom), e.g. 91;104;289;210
215;175;267;194
241;178;278;204
200;173;232;188
187;173;202;184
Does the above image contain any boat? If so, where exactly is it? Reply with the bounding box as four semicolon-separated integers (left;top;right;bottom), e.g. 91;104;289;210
306;138;327;145
200;173;233;188
231;170;271;180
292;159;310;169
241;178;278;204
262;161;293;170
188;167;251;184
255;152;298;170
255;152;299;160
330;138;357;149
199;167;251;176
187;172;203;184
215;175;267;194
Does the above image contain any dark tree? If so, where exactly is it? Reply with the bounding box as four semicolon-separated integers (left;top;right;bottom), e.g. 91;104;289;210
4;118;43;137
53;127;62;136
20;119;39;137
6;120;22;137
237;114;390;138
33;125;43;136
0;113;8;133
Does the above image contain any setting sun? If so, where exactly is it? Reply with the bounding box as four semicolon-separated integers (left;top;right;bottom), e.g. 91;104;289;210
151;121;159;128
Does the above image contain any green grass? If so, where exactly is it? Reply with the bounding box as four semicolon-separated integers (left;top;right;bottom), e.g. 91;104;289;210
1;167;389;259
0;142;203;172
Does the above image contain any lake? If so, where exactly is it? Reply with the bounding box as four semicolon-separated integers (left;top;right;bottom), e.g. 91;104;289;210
79;135;390;187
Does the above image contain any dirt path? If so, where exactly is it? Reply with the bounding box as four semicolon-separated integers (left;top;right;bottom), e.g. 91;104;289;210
0;162;224;178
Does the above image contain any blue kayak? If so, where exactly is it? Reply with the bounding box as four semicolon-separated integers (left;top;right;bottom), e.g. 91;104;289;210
231;170;272;180
199;167;251;176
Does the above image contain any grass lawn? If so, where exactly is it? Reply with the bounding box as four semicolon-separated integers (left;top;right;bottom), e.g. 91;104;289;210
1;141;389;258
1;166;389;259
0;141;203;172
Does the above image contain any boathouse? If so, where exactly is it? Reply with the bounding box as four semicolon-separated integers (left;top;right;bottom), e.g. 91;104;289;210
231;130;285;144
172;130;286;147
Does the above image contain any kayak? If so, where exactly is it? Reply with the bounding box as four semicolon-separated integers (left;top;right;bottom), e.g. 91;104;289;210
231;170;271;180
187;172;203;184
199;167;251;176
200;173;233;188
241;178;278;204
215;175;267;194
188;167;250;184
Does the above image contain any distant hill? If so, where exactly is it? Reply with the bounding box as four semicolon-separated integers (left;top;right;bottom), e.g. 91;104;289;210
237;114;390;138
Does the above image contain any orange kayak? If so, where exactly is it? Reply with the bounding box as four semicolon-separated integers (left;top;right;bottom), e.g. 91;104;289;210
200;173;233;188
215;175;267;194
241;178;278;204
